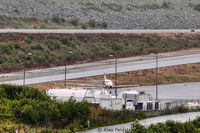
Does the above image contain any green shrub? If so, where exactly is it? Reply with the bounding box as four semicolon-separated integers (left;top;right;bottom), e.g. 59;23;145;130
20;105;39;125
148;123;170;133
76;101;91;120
18;87;50;101
184;121;196;133
40;128;53;133
130;120;148;133
31;43;43;50
101;22;108;29
59;37;70;45
0;84;23;100
25;37;33;44
194;4;200;11
0;84;50;101
193;117;200;128
0;44;13;54
13;43;21;49
102;2;122;11
161;1;171;9
88;19;97;28
111;42;124;51
70;18;79;26
0;88;7;99
39;24;47;29
0;55;6;64
51;15;65;24
34;54;46;63
52;15;60;23
44;40;58;50
165;120;185;133
81;24;88;29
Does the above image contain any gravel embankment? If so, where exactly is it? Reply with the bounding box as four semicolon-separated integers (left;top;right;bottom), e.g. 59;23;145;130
0;0;200;29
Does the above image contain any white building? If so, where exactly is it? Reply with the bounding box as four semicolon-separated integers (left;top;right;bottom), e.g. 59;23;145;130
46;88;111;104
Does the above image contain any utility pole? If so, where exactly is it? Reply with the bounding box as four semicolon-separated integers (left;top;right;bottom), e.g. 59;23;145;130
23;53;32;86
23;54;26;86
115;57;117;98
156;52;158;101
110;54;118;98
64;51;72;88
64;58;67;88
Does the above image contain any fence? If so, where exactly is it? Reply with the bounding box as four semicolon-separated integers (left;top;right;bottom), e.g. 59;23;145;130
159;98;200;109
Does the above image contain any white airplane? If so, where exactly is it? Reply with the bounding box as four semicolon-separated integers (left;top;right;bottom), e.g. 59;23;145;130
104;73;113;88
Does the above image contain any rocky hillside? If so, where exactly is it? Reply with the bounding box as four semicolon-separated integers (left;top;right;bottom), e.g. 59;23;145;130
1;0;200;29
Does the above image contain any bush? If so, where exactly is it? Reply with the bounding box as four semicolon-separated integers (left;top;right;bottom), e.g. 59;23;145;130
31;43;43;50
193;117;200;128
194;4;200;11
81;24;88;29
20;105;39;125
70;18;79;26
101;22;108;29
34;54;46;63
184;121;196;133
13;43;20;49
165;120;185;133
40;128;53;133
0;84;50;101
161;1;171;9
59;37;70;45
18;87;50;101
148;123;170;133
44;40;60;50
88;19;97;28
51;15;65;24
0;88;7;99
76;101;91;120
0;84;23;100
0;44;13;54
130;120;148;133
111;42;124;51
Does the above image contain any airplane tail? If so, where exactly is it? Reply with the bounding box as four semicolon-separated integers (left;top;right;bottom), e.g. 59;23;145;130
104;73;107;80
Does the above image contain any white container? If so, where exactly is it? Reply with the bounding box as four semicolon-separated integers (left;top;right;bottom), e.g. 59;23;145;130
100;98;122;110
126;101;135;110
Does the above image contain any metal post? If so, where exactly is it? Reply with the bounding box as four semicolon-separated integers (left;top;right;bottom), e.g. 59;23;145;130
115;57;117;98
23;54;26;86
64;51;72;88
156;52;158;101
64;59;67;88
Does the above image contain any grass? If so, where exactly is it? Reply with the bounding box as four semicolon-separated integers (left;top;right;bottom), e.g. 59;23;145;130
0;15;108;29
126;1;172;11
109;63;200;86
102;2;123;11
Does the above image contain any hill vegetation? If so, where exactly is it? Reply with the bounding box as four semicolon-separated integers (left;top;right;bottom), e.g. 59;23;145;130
0;33;200;73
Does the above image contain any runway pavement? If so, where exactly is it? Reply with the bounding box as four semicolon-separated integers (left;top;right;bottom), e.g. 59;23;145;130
1;49;200;85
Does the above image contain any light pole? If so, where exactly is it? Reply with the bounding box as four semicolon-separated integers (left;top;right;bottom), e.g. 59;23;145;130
64;51;72;88
155;52;158;101
23;53;32;86
110;54;118;98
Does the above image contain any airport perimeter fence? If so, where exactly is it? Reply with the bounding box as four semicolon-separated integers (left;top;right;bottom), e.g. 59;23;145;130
160;98;200;109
